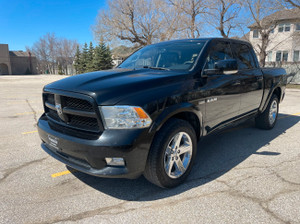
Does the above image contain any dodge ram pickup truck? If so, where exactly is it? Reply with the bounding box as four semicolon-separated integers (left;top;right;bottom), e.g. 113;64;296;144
38;38;287;188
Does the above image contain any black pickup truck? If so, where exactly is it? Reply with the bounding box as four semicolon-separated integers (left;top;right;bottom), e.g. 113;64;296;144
38;38;287;188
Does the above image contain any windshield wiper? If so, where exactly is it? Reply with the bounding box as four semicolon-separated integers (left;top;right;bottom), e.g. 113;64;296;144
143;66;170;71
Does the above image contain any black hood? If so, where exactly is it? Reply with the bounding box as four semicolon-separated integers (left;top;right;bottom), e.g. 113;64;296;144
45;68;189;105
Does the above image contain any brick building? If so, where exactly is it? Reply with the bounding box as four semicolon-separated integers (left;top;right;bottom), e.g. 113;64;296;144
0;44;37;75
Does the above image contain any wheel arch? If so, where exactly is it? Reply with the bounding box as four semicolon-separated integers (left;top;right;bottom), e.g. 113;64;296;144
261;85;283;113
273;87;282;101
149;103;203;141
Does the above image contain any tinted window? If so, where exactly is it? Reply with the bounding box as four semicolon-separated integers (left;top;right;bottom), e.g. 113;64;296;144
232;44;256;70
204;41;233;69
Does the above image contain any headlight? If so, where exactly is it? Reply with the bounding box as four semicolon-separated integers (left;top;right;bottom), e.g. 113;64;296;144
100;106;152;129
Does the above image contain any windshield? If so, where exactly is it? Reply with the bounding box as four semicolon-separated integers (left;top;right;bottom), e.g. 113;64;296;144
118;41;206;71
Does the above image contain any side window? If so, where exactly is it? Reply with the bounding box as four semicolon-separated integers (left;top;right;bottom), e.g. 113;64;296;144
205;42;233;69
232;43;256;70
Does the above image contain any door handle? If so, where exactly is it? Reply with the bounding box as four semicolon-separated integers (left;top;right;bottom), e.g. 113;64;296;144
256;76;263;81
232;80;241;86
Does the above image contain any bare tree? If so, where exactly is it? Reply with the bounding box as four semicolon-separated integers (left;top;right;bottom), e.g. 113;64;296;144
206;0;241;38
29;33;78;74
245;0;278;67
45;33;58;74
169;0;207;38
93;0;180;46
56;38;78;74
282;0;300;8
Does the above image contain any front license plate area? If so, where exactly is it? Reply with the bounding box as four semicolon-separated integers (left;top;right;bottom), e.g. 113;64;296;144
47;134;60;150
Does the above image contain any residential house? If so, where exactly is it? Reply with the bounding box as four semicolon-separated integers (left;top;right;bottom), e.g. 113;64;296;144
248;8;300;63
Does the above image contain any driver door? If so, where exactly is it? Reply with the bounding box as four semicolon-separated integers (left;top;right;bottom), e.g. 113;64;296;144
203;40;242;131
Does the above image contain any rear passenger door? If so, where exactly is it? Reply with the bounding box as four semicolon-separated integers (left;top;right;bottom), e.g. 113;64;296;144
231;43;264;114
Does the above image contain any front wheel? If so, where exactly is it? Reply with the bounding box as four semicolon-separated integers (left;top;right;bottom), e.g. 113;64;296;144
144;119;197;188
255;94;279;130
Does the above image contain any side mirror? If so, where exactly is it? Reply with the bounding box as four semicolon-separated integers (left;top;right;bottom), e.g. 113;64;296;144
203;59;238;77
214;59;238;75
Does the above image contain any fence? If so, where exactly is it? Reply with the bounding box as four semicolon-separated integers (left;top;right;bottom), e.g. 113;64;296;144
266;62;300;84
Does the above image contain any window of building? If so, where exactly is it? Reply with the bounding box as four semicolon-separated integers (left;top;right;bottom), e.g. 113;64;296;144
232;43;256;70
282;51;288;61
276;51;289;62
278;23;291;32
276;51;282;61
294;51;300;61
285;23;291;32
270;25;275;33
253;29;259;38
296;24;300;31
267;51;272;62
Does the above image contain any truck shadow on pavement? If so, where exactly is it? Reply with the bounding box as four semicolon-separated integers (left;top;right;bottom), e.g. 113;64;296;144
70;113;300;201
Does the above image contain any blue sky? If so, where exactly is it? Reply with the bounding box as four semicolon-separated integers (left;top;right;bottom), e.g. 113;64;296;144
0;0;106;51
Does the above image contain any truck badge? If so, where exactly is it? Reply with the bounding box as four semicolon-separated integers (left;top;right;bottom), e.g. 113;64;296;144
55;103;63;116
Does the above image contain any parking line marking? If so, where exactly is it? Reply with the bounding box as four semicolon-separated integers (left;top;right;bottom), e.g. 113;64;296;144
278;112;300;120
7;100;40;105
15;111;43;116
22;130;38;135
51;170;71;178
51;170;77;178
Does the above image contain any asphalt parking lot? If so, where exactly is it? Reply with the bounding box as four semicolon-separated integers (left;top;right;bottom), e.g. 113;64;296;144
0;75;299;224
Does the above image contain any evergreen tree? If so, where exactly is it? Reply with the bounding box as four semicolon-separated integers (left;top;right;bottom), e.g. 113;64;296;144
104;45;113;70
93;45;102;71
73;45;82;74
93;41;113;71
86;42;95;72
81;42;89;73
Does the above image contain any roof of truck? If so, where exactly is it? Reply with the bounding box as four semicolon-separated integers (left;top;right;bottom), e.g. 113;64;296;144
153;37;251;46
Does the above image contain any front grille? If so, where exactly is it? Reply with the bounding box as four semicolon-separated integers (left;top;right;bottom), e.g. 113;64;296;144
48;108;60;121
47;94;55;105
43;92;103;137
63;96;94;112
68;115;99;131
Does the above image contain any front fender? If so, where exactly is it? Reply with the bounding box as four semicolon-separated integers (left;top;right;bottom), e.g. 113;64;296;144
149;102;204;138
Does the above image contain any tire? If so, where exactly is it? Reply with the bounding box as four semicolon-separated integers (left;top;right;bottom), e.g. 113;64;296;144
255;94;279;130
144;118;197;188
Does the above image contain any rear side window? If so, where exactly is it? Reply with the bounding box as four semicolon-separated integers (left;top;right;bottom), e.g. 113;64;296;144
204;41;233;69
232;43;256;70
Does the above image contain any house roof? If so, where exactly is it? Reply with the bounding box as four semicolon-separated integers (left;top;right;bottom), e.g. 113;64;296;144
9;51;35;57
248;8;300;29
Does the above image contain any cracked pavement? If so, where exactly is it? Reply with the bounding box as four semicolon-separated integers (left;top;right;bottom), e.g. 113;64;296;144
0;75;299;224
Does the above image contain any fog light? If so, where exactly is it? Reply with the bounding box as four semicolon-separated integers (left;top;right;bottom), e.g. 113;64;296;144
105;157;125;166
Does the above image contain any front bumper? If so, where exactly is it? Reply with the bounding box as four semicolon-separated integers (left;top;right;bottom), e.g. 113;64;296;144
38;115;154;179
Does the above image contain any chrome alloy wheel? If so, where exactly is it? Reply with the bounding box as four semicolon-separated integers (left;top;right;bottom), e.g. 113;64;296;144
164;132;193;179
269;99;278;125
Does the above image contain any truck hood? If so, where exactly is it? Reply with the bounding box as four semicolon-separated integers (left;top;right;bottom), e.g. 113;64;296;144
45;68;189;105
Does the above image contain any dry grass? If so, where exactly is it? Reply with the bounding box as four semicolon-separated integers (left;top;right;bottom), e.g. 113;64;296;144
287;84;300;89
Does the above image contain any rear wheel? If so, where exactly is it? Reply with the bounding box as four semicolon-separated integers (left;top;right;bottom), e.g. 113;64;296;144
255;94;279;130
144;119;197;188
